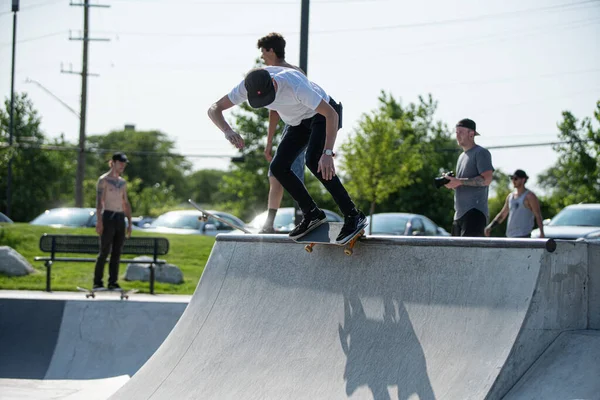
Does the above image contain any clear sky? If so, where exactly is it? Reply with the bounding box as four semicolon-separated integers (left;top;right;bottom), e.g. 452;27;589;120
1;0;599;195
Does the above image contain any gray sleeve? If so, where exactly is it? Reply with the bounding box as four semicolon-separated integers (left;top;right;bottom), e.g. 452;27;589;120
477;148;494;174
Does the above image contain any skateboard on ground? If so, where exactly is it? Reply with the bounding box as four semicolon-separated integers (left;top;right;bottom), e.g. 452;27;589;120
293;221;367;256
77;286;139;300
188;199;251;233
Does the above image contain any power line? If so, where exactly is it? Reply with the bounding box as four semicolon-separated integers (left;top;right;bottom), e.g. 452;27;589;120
92;0;599;38
0;31;64;48
0;142;239;159
2;138;595;157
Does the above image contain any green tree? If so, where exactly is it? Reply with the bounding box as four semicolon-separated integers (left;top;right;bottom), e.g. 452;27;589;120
188;169;228;206
341;113;422;223
0;93;76;221
340;92;456;230
538;101;600;214
85;129;192;204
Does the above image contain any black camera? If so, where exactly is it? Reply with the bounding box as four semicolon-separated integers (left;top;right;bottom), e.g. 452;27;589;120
434;171;455;189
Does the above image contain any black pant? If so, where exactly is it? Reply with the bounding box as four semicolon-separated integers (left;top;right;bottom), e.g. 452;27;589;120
452;208;487;237
94;211;126;285
270;98;355;216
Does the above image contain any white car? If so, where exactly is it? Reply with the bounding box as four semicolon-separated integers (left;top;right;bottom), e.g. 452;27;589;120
531;203;600;240
145;210;247;236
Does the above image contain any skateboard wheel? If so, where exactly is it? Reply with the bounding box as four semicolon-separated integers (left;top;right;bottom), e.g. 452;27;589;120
344;248;353;256
304;245;313;253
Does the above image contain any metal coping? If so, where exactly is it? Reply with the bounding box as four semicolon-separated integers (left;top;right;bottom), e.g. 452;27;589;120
216;234;558;253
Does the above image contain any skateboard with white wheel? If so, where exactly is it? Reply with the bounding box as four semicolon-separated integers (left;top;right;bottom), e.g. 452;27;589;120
77;286;139;300
293;222;367;256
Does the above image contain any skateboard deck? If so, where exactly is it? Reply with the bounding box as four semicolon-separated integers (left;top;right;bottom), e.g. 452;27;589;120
188;199;251;233
293;222;367;256
77;286;139;300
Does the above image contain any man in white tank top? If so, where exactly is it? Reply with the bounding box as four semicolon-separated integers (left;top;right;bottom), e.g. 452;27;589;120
485;169;545;238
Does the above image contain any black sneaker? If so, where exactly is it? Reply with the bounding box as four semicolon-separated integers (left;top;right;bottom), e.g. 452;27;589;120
288;209;327;240
336;211;368;244
259;226;276;234
108;283;121;290
93;283;104;290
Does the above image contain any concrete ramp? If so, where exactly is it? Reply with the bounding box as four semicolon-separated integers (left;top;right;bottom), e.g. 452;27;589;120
110;235;587;400
0;294;187;399
504;330;600;400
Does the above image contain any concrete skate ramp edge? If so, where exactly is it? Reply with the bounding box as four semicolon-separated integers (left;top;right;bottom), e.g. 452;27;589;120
0;298;187;381
503;330;600;400
110;235;588;400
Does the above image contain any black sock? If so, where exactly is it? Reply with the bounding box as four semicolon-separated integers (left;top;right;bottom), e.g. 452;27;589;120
264;208;277;227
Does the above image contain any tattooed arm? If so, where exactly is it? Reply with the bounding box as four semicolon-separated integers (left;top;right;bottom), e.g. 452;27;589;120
445;170;493;189
95;177;105;235
122;180;133;238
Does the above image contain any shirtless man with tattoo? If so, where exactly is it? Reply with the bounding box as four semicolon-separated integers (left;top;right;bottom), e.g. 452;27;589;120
444;118;494;237
93;152;133;289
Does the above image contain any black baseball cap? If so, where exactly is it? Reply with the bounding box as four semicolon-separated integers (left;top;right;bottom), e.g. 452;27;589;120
112;152;129;163
456;118;480;136
511;169;528;179
245;69;276;109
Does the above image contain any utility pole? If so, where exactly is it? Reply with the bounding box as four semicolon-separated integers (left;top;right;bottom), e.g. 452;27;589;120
6;0;19;218
295;0;310;225
299;0;310;74
63;0;109;207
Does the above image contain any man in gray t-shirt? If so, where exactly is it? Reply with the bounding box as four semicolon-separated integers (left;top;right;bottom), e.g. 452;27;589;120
443;118;494;237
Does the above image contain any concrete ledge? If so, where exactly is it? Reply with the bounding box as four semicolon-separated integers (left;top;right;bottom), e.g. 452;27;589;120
218;233;557;251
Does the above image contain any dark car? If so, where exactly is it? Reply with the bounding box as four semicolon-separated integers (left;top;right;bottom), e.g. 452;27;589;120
0;212;13;223
248;207;343;233
145;209;247;236
31;208;97;228
366;213;450;236
531;203;600;240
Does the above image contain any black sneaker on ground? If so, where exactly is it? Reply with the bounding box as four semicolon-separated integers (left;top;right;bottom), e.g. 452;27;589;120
93;283;104;290
259;226;276;234
108;283;121;290
288;209;327;240
336;211;368;244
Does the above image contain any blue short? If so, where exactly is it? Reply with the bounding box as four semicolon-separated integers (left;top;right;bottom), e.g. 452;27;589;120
268;125;306;183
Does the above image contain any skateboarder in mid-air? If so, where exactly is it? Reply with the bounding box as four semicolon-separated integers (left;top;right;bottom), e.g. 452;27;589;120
208;67;367;243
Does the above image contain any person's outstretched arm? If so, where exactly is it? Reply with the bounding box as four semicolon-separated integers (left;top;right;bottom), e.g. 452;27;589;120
208;95;245;149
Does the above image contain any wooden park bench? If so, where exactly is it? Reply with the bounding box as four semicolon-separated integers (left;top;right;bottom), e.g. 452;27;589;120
34;234;169;294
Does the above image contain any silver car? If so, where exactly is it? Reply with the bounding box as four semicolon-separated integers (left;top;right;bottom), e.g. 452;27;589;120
366;213;450;236
146;210;247;236
531;203;600;240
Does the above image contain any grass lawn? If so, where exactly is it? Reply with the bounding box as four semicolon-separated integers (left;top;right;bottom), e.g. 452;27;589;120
0;223;216;295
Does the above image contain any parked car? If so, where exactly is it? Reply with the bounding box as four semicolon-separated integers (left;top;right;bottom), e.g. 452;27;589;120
132;216;155;228
0;212;13;223
532;203;600;240
366;213;450;236
248;207;343;233
30;208;140;230
31;208;97;228
145;209;247;235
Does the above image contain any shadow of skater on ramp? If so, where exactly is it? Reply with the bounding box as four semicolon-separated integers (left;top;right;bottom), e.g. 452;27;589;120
339;291;435;400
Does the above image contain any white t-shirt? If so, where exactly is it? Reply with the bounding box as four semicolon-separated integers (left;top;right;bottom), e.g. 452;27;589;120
228;66;330;126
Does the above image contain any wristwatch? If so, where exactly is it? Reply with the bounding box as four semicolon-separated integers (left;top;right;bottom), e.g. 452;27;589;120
323;149;334;156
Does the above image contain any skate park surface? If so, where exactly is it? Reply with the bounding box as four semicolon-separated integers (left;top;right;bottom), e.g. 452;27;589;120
0;291;189;399
2;235;599;399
